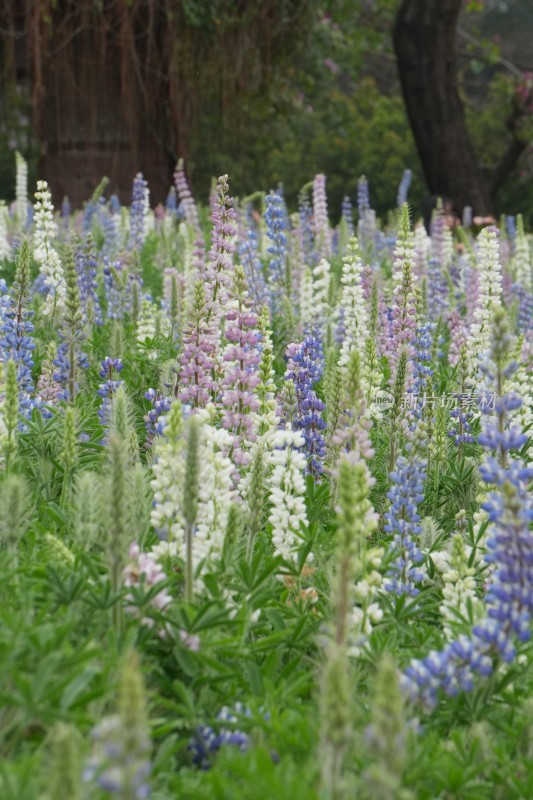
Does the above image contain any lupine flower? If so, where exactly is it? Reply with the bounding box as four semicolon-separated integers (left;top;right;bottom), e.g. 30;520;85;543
440;512;484;641
98;357;124;430
388;205;417;379
267;426;309;563
298;189;316;267
512;214;532;291
33;181;66;317
150;401;185;541
204;174;237;317
338;236;368;371
136;298;170;359
53;247;88;402
76;238;102;330
220;266;261;469
264;191;289;308
177;281;220;409
123;541;171;626
313;173;331;260
253;307;278;442
284;334;326;479
129;173;150;252
467;226;502;370
0;203;11;261
311;257;331;334
341;195;354;238
84;653;151;799
396;168;412;208
449;344;476;455
409;321;433;419
37;341;61;405
173;159;203;240
238;221;268;308
0;239;36;415
384;454;427;597
188;704;252;769
428;206;452;319
143;389;172;449
15;151;28;229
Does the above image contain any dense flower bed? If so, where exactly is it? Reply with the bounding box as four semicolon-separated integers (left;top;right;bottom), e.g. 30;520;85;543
0;156;531;799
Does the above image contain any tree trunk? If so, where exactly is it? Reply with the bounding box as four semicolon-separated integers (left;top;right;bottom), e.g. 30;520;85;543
393;0;493;216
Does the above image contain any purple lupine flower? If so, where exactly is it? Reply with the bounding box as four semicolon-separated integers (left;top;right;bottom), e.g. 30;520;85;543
173;159;203;240
384;455;426;597
396;168;412;208
446;308;467;367
130;172;149;252
203;174;237;317
177;280;219;409
221;268;261;468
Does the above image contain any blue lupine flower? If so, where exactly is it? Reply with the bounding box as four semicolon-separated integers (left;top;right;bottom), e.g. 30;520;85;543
341;195;354;238
188;704;253;770
284;333;326;480
0;245;41;418
298;192;316;267
238;225;268;307
397;168;412;208
76;245;103;327
53;342;90;401
143;389;172;449
264;192;288;309
98;357;124;435
130;173;149;252
384;456;426;597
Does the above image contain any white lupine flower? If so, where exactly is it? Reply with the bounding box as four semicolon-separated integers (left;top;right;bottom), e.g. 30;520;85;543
413;222;430;280
467;227;502;368
193;425;234;577
0;203;11;260
137;299;170;358
439;532;484;640
267;426;308;563
348;543;385;657
150;433;186;546
299;267;313;331
150;413;233;591
338;237;368;371
311;258;331;330
33;181;66;315
15;151;28;229
512;216;532;291
511;339;533;433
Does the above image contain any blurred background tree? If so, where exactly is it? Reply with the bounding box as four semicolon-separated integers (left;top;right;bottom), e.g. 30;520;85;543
0;0;532;222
